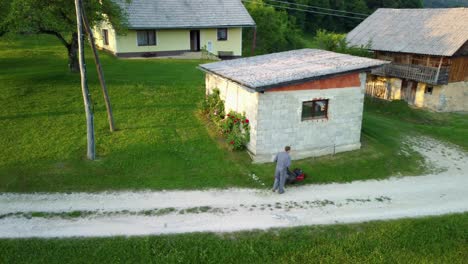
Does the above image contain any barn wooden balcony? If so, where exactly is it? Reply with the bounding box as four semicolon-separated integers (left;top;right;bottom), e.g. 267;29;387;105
371;63;450;85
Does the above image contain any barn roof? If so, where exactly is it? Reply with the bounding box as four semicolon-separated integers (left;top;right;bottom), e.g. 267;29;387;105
199;49;388;91
114;0;255;29
346;8;468;56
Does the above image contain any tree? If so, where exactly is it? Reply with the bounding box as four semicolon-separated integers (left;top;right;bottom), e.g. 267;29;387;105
314;29;372;57
243;0;305;55
2;0;127;72
0;0;11;37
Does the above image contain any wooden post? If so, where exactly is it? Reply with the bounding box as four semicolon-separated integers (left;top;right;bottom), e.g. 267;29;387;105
251;27;257;56
434;57;443;84
75;0;96;160
80;2;116;132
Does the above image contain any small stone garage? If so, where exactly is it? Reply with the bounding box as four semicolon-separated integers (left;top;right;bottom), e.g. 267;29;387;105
199;49;387;163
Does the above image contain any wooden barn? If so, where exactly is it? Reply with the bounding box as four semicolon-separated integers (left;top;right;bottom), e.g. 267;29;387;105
347;8;468;112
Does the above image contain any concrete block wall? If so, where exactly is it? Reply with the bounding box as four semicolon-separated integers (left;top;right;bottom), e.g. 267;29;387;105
253;73;367;162
205;73;259;153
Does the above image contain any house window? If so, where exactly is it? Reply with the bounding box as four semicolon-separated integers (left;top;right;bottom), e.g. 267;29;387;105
137;30;157;46
102;29;109;46
217;28;228;41
425;86;433;95
302;99;329;120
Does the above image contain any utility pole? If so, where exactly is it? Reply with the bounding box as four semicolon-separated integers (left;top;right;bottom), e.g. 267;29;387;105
81;2;116;132
75;0;96;160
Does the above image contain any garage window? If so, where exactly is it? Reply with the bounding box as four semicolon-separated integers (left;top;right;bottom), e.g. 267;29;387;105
302;99;329;120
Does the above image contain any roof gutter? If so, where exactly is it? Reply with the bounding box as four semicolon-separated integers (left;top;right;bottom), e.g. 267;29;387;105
128;24;256;30
197;66;257;93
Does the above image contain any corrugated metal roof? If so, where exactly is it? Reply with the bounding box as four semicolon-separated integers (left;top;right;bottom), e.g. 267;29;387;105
115;0;255;29
199;49;388;91
346;8;468;56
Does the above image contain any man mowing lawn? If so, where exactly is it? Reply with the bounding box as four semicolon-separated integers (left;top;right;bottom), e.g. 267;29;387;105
272;146;292;194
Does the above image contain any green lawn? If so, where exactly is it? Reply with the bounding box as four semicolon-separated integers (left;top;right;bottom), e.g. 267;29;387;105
1;213;467;263
0;35;466;192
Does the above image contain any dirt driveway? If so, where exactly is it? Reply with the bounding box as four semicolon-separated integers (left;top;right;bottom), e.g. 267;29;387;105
1;137;467;238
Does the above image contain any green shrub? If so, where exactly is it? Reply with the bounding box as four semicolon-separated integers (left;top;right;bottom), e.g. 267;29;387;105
201;89;225;128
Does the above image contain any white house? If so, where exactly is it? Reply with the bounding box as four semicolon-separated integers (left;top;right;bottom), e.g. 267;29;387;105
199;49;388;163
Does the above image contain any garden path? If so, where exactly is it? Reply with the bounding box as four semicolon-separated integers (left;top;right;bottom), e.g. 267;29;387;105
1;137;467;238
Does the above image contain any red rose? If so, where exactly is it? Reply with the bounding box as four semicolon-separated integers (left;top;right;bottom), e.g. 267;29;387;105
245;119;249;123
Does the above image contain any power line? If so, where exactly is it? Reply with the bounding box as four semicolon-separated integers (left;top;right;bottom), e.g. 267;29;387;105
264;0;369;17
242;0;367;20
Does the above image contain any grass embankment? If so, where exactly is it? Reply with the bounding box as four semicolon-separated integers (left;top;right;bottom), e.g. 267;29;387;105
1;213;467;263
0;35;466;192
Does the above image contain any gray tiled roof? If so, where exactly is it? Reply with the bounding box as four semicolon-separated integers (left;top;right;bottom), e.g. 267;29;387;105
115;0;256;29
346;8;468;56
199;49;388;91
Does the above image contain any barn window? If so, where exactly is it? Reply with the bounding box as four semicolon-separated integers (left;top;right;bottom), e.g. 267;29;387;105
217;28;228;41
102;29;109;46
137;30;157;46
425;86;433;95
302;99;329;120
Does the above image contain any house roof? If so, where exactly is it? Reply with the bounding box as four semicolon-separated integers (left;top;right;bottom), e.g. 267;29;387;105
114;0;256;29
199;49;388;91
346;8;468;56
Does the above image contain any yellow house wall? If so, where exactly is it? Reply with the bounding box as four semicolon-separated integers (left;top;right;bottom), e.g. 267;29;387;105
92;27;243;56
422;82;468;112
200;28;243;56
414;82;426;107
115;29;190;53
93;21;118;53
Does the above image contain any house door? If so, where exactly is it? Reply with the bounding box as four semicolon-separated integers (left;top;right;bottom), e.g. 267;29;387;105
190;30;200;51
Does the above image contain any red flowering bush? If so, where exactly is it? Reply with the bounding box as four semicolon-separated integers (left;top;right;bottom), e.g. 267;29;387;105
201;89;251;151
221;111;250;151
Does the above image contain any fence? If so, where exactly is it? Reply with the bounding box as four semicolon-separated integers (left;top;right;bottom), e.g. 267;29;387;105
366;82;389;99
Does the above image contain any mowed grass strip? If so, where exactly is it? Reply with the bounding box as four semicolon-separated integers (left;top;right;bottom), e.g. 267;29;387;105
0;213;467;263
0;35;465;192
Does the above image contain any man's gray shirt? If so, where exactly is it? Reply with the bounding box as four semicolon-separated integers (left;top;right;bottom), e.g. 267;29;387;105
274;152;291;171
